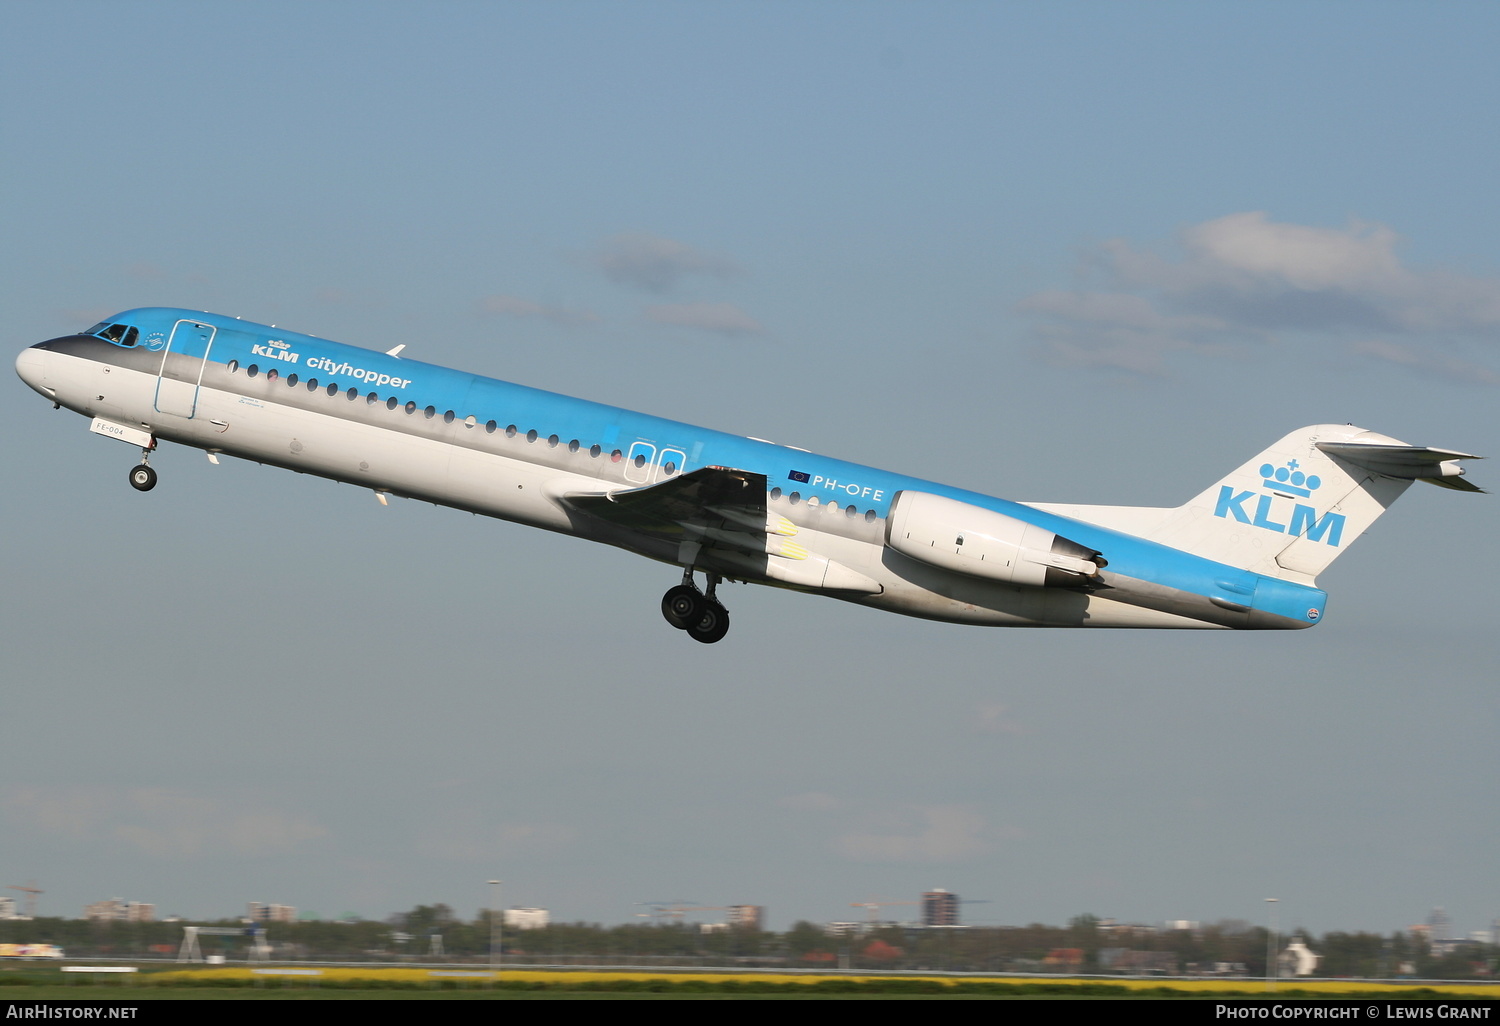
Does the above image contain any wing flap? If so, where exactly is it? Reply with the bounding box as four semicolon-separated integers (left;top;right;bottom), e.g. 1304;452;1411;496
562;466;880;593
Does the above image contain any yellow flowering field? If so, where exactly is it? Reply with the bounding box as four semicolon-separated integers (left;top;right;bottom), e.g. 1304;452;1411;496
139;967;1499;998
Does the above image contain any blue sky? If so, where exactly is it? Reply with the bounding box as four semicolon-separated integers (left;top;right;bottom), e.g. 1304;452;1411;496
4;1;1497;938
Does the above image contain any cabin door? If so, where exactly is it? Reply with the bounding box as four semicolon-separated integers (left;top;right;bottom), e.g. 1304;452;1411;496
154;319;217;418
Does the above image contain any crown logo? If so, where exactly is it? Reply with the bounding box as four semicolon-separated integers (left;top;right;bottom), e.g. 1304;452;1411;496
1260;460;1321;498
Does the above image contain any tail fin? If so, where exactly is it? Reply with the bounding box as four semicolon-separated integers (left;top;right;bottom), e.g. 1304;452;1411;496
1152;425;1481;580
1029;425;1482;582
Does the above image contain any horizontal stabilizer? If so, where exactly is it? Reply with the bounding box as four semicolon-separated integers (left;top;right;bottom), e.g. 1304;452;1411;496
1317;442;1484;492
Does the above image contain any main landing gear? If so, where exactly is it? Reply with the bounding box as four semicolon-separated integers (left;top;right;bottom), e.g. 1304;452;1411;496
661;570;730;644
128;452;157;492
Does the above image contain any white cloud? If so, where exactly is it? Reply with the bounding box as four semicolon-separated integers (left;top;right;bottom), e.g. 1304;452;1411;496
416;820;577;861
834;804;991;863
1021;212;1500;379
6;785;102;839
122;261;169;281
646;301;763;337
4;785;328;859
972;703;1027;736
588;232;742;293
777;791;840;812
1125;212;1403;294
476;294;597;326
1348;338;1500;386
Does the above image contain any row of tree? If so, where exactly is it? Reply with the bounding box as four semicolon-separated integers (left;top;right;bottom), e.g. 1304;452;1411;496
2;908;1494;980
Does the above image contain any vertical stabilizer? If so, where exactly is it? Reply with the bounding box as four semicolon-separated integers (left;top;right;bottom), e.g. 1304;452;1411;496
1143;425;1480;581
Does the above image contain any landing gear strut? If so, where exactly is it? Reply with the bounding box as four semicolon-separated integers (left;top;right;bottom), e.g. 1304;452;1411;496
128;452;157;492
660;570;731;644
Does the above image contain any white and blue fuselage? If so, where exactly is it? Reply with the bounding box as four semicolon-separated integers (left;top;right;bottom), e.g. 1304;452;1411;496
17;308;1479;643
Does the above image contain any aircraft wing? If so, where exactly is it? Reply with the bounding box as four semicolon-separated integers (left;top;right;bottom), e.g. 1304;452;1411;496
561;467;880;592
562;466;771;537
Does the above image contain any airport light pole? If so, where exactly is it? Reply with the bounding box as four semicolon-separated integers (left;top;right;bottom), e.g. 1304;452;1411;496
1265;898;1279;991
489;879;501;972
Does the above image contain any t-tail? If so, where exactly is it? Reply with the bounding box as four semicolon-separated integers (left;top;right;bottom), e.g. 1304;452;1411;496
1034;425;1482;585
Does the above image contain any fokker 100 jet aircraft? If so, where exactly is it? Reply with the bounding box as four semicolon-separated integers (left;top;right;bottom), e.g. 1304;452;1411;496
16;309;1483;643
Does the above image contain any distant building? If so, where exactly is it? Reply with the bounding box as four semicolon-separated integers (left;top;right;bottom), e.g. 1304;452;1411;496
1426;908;1457;955
1100;947;1177;974
84;899;154;923
922;889;959;927
247;903;297;923
503;907;549;930
0;898;18;920
1044;947;1084;971
1280;939;1321;977
727;905;764;930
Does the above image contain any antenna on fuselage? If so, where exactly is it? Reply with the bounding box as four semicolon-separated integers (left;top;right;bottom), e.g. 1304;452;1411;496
386;344;405;358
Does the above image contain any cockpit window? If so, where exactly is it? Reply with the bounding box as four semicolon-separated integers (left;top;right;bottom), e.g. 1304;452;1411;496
87;322;139;347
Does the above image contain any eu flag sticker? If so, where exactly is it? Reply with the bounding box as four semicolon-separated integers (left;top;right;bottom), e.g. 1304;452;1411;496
789;470;810;483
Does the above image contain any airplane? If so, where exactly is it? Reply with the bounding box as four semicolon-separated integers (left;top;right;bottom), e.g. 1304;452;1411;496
15;307;1482;644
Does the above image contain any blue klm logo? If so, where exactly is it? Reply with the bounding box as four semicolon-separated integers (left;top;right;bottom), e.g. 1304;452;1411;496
1213;459;1346;546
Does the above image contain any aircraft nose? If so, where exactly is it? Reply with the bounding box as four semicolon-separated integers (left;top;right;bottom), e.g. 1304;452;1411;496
15;343;56;399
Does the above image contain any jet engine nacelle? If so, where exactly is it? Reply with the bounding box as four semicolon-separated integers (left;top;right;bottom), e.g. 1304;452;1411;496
886;490;1104;588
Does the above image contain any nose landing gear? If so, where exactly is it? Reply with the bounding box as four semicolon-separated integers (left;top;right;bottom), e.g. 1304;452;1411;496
128;453;157;492
661;570;731;644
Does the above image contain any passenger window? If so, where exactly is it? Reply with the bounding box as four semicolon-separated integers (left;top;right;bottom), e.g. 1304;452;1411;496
405;401;417;414
246;363;258;377
424;406;436;419
267;369;279;381
589;444;601;458
846;505;857;517
486;420;497;433
347;387;359;400
443;410;455;424
770;487;782;500
506;425;518;438
307;379;319;392
663;461;676;475
526;429;538;442
286;373;298;386
367;392;379;404
610;449;623;462
865;510;877;523
568;439;579;453
547;434;559;448
328;383;339;397
633;454;646;468
228;360;239;373
789;491;801;504
464;415;476;428
387;397;399;410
